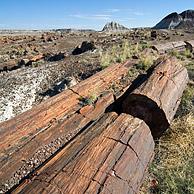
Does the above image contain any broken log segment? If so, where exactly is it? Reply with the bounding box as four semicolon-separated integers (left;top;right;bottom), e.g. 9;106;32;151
122;57;189;137
12;113;154;194
0;61;136;193
152;41;186;54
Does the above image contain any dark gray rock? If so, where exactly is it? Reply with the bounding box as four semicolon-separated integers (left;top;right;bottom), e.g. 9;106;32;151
72;41;96;55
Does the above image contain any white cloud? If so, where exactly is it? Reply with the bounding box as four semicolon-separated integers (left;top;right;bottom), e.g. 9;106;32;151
105;9;120;13
116;17;135;22
70;14;111;20
133;12;145;16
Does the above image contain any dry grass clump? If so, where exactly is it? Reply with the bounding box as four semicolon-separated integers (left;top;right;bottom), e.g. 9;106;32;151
136;54;154;71
100;40;131;69
140;113;194;194
100;40;152;69
182;49;193;59
140;83;194;194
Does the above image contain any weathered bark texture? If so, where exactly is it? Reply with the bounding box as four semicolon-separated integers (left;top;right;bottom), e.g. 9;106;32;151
122;57;189;137
0;61;135;193
12;113;155;194
152;41;186;54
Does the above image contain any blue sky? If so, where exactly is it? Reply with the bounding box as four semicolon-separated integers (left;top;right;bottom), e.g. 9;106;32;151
0;0;193;30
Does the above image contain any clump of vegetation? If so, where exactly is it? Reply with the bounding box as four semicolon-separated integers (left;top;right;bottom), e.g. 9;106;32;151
169;50;180;58
136;55;154;71
186;61;194;80
176;85;194;116
140;41;151;50
182;49;193;59
100;40;138;69
127;67;139;78
100;51;111;69
32;60;44;68
100;40;153;69
145;113;194;194
79;93;97;106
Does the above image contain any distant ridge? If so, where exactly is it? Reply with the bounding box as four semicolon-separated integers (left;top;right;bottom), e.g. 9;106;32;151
153;10;194;29
102;21;129;32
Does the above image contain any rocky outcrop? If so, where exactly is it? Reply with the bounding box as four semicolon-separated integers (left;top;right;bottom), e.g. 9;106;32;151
102;21;129;32
154;10;194;29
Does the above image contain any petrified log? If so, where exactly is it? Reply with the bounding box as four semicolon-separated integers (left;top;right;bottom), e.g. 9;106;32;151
12;113;154;194
152;41;186;54
122;57;188;137
0;61;135;193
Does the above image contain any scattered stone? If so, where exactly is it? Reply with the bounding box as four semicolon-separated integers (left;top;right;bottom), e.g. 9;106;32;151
47;52;66;62
19;59;30;66
151;30;157;39
72;41;96;55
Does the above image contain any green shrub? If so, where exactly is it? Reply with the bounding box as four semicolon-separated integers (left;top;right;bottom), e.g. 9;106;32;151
136;55;154;71
79;94;97;106
182;49;192;58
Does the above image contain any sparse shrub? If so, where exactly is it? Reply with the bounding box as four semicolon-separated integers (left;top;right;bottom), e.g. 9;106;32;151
148;113;194;194
169;49;179;57
79;93;97;106
182;49;193;58
31;60;44;68
186;61;194;80
128;67;139;78
100;40;132;68
140;41;150;50
121;40;131;60
136;55;154;71
176;85;194;116
100;51;111;69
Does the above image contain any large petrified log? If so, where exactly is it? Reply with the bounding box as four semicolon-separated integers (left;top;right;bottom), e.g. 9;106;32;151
12;113;155;194
0;61;135;193
122;57;188;137
152;41;186;54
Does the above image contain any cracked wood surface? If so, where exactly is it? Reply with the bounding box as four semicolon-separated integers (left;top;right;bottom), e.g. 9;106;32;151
12;113;154;194
0;61;135;193
122;57;188;137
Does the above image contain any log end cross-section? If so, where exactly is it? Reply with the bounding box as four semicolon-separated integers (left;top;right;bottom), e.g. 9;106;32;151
122;57;189;137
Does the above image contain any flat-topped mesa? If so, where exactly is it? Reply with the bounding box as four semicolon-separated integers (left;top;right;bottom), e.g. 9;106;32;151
122;57;189;138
